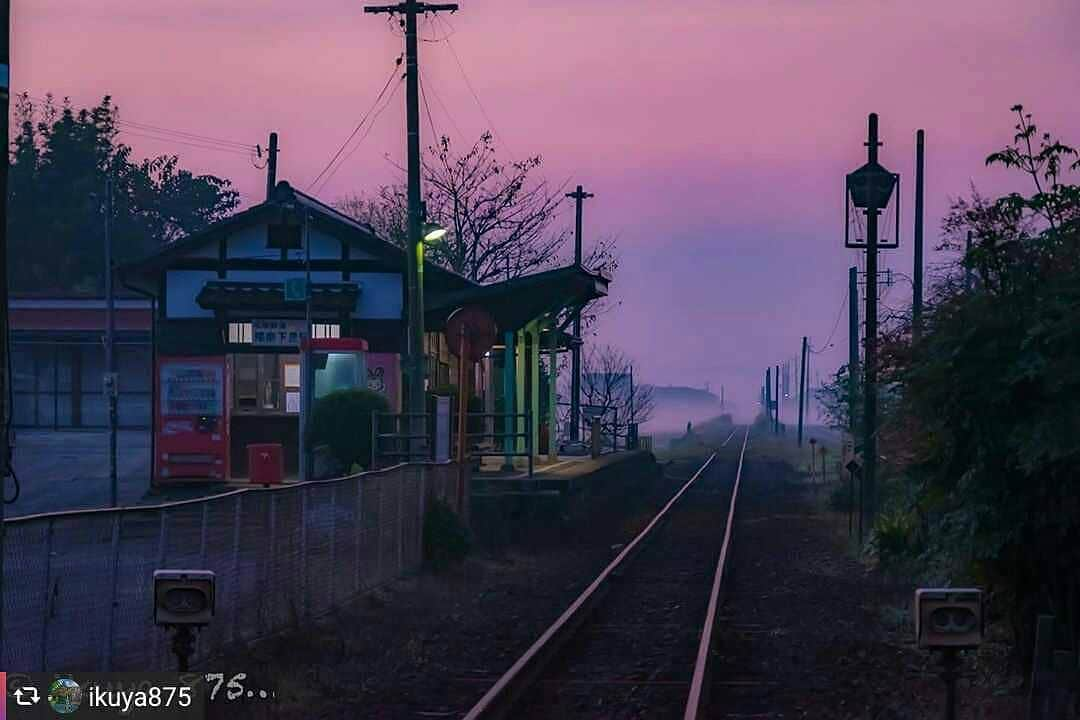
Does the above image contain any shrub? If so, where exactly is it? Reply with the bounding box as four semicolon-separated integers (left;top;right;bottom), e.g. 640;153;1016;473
423;499;470;571
869;508;917;567
308;388;389;471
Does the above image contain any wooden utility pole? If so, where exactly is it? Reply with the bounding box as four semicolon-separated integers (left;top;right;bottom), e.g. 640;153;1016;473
765;367;771;425
0;0;11;667
566;184;592;444
364;1;458;452
265;131;279;201
912;129;925;338
774;363;780;435
798;336;808;447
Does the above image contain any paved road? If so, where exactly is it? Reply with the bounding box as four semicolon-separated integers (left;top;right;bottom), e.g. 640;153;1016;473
6;430;228;517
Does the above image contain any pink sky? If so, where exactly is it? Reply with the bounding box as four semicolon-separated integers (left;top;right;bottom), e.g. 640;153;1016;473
12;0;1080;420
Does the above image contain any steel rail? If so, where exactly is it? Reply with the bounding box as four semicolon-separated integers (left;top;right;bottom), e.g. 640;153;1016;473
684;424;751;719
463;431;742;720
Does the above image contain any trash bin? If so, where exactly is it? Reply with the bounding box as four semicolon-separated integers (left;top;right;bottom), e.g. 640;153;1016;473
247;443;283;485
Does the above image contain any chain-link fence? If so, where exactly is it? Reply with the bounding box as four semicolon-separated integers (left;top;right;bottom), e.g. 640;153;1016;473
2;462;466;671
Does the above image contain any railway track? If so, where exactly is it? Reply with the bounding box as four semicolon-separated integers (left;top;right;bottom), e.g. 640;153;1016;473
462;426;750;720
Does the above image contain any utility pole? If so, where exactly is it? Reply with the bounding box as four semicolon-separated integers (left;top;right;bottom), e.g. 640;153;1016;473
0;0;11;666
265;132;279;201
566;185;593;444
365;1;458;453
965;230;974;291
105;178;118;508
765;367;771;425
848;266;859;436
860;113;887;522
299;210;312;482
798;336;808;447
774;363;780;435
912;129;925;338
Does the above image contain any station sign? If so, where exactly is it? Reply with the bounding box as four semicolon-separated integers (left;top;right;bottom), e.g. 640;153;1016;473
252;319;305;347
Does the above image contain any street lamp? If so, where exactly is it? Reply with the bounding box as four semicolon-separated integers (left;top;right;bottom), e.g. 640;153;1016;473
844;112;899;532
423;222;447;244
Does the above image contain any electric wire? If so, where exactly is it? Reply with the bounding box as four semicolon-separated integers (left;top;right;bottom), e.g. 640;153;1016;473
308;59;403;192
436;14;513;156
810;283;848;354
18;93;257;154
315;76;405;195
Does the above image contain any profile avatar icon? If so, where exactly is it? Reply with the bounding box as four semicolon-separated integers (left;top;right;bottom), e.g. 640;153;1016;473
47;676;82;715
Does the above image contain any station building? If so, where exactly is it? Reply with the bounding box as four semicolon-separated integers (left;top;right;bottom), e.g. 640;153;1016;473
120;181;608;484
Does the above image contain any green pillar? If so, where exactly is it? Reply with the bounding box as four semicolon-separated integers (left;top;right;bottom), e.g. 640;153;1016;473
547;321;558;462
530;321;540;461
502;330;515;471
515;328;526;454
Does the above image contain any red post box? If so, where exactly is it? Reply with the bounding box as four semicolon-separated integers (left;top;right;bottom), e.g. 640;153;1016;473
247;443;284;485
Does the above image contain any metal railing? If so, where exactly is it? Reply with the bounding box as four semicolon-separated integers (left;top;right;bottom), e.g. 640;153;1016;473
370;412;432;467
458;412;534;477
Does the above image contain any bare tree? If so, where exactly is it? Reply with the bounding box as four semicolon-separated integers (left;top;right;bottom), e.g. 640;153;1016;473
577;345;654;427
338;132;575;283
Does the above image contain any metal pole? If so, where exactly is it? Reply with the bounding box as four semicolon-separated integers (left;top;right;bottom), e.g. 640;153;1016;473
913;129;925;338
106;177;118;507
299;210;312;482
863;113;880;524
965;230;974;291
798;336;807;447
0;0;10;663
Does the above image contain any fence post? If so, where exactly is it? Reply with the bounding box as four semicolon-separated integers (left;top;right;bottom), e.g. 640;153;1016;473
267;493;277;632
527;415;534;478
397;470;405;573
230;494;242;644
355;476;363;595
153;510;168;666
329;484;337;608
371;412;378;470
40;518;55;671
301;485;309;620
103;512;121;671
1030;614;1055;719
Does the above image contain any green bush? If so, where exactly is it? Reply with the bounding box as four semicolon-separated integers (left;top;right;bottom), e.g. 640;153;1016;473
869;508;917;567
423;499;470;571
308;388;389;471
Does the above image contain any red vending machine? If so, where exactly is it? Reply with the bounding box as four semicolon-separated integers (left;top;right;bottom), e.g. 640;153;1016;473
156;356;229;483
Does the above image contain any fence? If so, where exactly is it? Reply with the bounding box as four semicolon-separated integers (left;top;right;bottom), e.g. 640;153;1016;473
2;462;466;672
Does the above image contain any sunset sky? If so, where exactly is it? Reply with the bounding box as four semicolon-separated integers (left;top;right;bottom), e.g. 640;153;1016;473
12;0;1080;421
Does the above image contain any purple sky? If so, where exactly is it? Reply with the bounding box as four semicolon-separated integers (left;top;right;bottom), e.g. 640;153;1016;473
13;0;1080;420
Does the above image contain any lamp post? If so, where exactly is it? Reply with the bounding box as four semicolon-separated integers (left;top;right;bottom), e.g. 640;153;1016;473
845;113;898;528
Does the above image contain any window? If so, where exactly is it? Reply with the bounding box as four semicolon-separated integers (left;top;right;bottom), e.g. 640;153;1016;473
232;353;298;414
229;322;253;344
312;323;341;339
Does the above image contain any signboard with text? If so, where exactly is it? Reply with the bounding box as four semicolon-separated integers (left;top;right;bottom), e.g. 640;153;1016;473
252;319;305;347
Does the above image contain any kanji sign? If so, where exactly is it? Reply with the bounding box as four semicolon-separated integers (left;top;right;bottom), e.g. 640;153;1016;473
252;319;305;347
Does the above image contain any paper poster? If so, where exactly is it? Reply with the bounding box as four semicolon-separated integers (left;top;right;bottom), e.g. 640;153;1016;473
366;353;401;412
161;362;223;416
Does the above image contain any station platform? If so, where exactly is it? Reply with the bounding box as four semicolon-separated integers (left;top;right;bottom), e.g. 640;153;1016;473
471;450;657;496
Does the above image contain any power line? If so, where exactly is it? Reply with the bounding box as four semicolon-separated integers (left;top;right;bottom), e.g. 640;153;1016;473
419;67;465;142
810;283;848;354
307;59;403;192
436;14;513;155
17;93;257;152
115;129;254;157
314;76;404;195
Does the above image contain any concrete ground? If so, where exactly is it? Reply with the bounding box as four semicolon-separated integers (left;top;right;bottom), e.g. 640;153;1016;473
6;429;229;517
